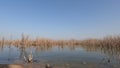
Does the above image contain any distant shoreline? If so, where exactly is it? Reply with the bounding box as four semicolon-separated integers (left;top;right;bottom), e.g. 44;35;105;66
0;34;120;46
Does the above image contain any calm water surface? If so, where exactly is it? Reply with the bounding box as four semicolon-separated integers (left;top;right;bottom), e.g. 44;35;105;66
0;45;120;68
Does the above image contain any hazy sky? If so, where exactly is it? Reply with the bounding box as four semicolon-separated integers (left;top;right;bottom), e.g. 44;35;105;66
0;0;120;39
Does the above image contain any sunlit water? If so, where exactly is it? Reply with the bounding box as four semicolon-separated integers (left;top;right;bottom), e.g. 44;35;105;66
0;45;120;68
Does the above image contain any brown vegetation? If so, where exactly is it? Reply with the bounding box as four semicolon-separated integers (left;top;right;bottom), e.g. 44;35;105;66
0;34;120;47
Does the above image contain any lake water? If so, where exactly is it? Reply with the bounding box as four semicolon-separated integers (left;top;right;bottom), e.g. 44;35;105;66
0;45;120;68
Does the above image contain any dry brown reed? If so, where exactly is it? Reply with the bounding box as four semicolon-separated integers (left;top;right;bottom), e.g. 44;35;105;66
0;34;120;47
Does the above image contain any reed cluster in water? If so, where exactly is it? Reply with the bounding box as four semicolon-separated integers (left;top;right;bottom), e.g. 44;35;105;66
0;34;120;47
80;36;120;46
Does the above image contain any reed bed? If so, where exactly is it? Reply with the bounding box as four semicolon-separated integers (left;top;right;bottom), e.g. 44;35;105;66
0;34;120;47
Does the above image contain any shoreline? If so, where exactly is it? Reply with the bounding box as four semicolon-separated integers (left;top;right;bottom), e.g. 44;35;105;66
0;62;119;68
0;35;120;46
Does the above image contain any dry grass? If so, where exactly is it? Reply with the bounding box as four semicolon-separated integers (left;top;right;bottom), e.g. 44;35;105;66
0;34;120;47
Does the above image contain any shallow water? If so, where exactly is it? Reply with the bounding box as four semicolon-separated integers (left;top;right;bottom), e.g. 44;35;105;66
0;45;120;68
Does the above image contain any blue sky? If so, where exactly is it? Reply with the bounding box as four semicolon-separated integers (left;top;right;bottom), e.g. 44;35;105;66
0;0;120;39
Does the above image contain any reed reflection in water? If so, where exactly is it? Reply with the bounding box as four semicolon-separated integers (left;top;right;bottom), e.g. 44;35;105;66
0;44;120;68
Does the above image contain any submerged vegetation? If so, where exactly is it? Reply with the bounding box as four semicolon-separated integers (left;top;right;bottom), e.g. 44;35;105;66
0;34;120;47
